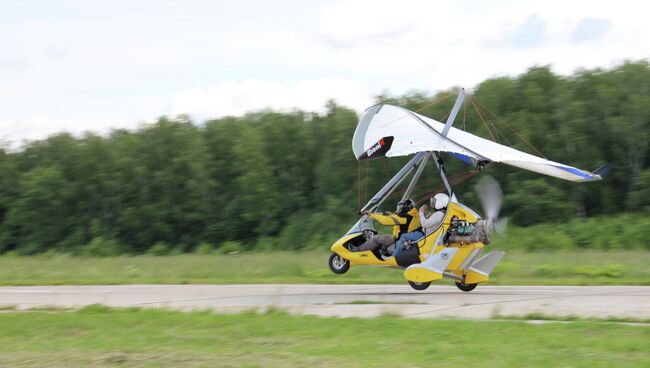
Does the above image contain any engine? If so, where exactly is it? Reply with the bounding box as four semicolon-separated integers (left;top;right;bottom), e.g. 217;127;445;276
444;216;490;245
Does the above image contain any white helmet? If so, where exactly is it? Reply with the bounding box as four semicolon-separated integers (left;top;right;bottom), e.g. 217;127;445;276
431;193;449;210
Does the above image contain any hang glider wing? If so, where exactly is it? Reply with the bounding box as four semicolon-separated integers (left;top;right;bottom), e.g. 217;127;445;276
352;104;602;182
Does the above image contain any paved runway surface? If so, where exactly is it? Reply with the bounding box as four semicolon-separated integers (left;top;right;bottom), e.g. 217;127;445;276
1;285;649;319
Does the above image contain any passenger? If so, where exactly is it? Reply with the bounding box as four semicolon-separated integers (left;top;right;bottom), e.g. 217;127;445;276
420;193;448;233
354;199;421;253
393;193;448;258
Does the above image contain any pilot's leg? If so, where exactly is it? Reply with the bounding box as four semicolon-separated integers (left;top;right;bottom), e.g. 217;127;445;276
393;231;424;257
357;234;393;252
393;236;406;257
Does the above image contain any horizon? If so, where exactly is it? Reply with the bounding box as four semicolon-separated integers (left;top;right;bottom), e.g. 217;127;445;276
1;60;643;150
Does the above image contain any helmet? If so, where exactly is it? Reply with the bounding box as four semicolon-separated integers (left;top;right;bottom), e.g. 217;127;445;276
431;193;449;210
396;199;415;214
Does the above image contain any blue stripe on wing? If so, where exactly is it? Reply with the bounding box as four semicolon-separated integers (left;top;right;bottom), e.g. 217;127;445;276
552;165;597;180
449;152;475;165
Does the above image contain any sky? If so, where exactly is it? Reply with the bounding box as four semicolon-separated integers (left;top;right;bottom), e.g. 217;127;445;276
1;0;649;144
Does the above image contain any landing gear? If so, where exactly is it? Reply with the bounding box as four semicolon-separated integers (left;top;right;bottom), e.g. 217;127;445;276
328;253;350;274
455;281;478;292
408;281;431;291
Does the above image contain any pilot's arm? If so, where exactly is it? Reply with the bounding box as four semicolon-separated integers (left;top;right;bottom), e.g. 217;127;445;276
369;212;406;226
419;208;444;231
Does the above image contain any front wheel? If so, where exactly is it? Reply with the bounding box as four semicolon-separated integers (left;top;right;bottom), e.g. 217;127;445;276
408;281;431;291
328;253;350;274
455;281;478;292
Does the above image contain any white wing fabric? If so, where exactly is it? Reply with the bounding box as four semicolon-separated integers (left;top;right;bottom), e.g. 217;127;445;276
352;104;601;182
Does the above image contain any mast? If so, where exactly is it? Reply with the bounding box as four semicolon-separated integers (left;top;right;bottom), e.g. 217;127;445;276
442;89;464;137
435;90;465;196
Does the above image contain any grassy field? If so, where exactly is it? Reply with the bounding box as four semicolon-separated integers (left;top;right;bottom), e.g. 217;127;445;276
0;250;648;286
0;306;647;367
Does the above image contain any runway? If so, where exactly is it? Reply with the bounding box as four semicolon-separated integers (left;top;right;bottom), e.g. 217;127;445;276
1;285;649;320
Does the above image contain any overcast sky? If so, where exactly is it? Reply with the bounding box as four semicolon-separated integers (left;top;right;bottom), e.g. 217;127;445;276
1;0;648;143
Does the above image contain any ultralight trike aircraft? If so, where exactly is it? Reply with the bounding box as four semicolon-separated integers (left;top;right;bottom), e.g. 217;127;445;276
327;90;607;292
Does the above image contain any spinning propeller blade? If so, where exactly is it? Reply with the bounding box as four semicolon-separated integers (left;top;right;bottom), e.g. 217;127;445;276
475;175;507;234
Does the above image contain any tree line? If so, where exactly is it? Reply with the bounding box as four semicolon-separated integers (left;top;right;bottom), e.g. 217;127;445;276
0;61;648;255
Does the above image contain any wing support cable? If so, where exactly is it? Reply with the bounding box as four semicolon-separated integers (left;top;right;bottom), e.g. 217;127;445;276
470;95;547;159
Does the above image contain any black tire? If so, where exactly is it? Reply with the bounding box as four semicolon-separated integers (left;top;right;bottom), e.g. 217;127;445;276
408;281;431;291
455;281;478;292
328;253;350;274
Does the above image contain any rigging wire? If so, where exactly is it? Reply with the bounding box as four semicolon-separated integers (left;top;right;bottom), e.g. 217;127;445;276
490;121;513;146
471;96;548;159
357;161;361;211
438;109;451;123
384;177;439;200
412;175;461;200
472;101;513;146
414;92;454;113
469;97;497;141
380;92;453;128
381;158;391;180
414;168;482;206
365;160;369;203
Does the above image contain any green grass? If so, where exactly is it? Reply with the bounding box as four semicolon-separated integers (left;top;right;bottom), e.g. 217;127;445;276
0;250;648;286
0;307;648;368
496;312;650;324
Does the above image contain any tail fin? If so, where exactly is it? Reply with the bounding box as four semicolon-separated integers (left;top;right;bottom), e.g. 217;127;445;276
592;164;611;178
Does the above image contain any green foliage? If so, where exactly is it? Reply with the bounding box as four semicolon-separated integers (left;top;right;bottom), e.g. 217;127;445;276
4;166;76;254
0;62;648;254
534;263;625;279
193;242;215;255
493;214;650;251
504;179;575;226
571;264;624;278
218;240;242;254
626;168;650;214
147;241;171;256
79;237;124;257
254;236;279;251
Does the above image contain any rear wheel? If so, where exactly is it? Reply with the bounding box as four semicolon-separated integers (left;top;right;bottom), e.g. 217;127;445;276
455;281;478;292
408;281;431;291
328;253;350;274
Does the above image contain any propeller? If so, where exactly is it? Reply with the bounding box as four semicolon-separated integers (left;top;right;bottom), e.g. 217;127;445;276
475;175;507;235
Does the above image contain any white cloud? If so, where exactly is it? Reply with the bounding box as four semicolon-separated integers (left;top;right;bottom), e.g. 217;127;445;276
0;115;139;150
168;77;373;120
316;0;650;84
319;0;455;44
1;0;650;142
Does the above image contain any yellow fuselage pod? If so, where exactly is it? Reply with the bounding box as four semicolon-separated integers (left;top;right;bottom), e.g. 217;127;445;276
330;202;485;275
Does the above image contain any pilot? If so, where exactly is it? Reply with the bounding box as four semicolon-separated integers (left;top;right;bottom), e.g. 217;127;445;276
393;193;449;257
354;199;421;253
